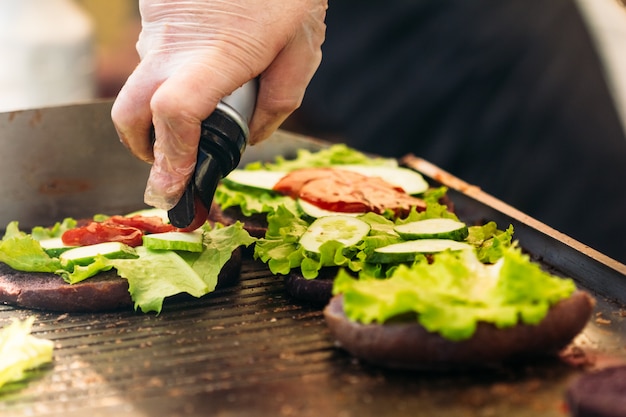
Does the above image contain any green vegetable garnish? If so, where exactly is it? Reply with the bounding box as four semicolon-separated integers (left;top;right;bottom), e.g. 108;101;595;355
0;317;53;390
333;245;577;341
1;219;256;314
254;203;513;279
214;144;398;216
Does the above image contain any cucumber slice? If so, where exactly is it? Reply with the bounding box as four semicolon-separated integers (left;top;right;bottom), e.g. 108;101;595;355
297;199;365;219
60;242;139;267
299;216;371;254
369;239;474;263
38;237;76;257
222;169;288;191
334;165;429;195
142;231;204;252
394;218;469;241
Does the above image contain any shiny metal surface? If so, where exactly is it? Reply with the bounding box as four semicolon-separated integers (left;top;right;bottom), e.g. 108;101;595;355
0;100;324;230
1;107;625;416
0;100;150;229
1;257;607;417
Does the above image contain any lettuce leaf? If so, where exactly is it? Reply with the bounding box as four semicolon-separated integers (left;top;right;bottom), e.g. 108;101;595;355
30;218;77;240
178;221;256;290
333;245;576;341
214;185;296;216
0;222;62;273
0;317;54;390
107;247;209;314
249;144;397;171
105;222;255;314
468;222;514;263
58;256;114;284
254;206;309;274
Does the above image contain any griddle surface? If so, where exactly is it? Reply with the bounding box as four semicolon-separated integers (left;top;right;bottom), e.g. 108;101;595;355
1;256;623;417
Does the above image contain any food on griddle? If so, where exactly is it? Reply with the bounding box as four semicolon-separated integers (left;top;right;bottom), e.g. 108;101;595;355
0;210;254;313
0;249;243;313
565;365;626;417
212;144;442;303
0;317;54;390
208;203;270;239
323;247;595;369
255;201;513;305
210;144;433;238
271;167;427;216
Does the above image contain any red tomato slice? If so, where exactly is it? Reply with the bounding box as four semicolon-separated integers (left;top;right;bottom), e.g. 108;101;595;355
108;215;178;234
62;221;144;247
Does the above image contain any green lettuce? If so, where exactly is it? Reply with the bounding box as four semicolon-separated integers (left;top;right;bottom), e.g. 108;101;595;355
214;185;296;216
30;218;77;240
1;220;256;314
254;202;513;279
0;317;54;390
248;144;397;171
178;221;256;290
107;248;209;314
214;144;398;216
0;222;62;273
468;222;515;263
333;245;576;341
64;222;255;314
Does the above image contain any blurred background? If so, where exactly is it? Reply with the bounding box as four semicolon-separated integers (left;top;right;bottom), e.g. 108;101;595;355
0;0;624;131
75;0;140;100
0;0;140;112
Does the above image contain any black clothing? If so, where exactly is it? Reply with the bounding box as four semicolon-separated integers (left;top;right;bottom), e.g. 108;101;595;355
295;0;626;263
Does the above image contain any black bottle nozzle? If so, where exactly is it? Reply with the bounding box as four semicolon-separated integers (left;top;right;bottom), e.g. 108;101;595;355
167;80;257;228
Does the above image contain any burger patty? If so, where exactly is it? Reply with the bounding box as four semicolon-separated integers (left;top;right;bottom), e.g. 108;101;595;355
283;267;339;305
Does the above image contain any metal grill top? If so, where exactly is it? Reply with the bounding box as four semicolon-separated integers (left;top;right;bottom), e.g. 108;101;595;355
1;256;623;417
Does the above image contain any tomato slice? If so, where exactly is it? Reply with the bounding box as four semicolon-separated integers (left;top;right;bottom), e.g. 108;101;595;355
108;215;178;234
62;221;144;247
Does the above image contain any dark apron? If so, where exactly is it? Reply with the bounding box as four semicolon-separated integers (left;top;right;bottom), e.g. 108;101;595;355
296;0;626;263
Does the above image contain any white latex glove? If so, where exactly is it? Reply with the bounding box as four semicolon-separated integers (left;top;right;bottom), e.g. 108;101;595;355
111;0;327;210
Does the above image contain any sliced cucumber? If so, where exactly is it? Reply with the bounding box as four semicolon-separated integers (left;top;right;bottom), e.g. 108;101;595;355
369;239;474;263
60;241;139;267
394;218;469;241
142;231;204;252
38;237;76;257
299;216;371;254
222;169;288;191
297;199;365;220
334;165;429;195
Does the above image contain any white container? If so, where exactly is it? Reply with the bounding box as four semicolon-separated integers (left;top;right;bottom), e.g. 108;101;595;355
0;0;96;112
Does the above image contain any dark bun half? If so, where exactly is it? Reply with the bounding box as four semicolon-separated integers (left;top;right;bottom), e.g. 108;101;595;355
283;267;339;305
0;247;243;313
323;291;595;370
566;365;626;417
207;203;268;238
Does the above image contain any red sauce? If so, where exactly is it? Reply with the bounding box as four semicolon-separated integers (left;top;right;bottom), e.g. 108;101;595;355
272;167;426;215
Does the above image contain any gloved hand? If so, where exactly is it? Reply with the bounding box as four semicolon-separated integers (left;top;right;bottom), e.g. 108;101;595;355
111;0;327;210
